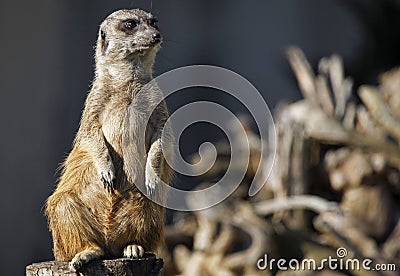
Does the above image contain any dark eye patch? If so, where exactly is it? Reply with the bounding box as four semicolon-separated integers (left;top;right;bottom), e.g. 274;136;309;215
120;19;138;32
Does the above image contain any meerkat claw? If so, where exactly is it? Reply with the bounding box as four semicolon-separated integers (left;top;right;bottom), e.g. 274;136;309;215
145;161;157;196
145;179;156;196
147;188;154;196
100;171;115;189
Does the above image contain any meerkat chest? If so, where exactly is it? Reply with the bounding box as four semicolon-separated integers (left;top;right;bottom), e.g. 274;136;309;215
101;99;130;152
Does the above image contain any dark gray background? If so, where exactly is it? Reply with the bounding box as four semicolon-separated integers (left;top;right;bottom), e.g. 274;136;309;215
1;0;399;274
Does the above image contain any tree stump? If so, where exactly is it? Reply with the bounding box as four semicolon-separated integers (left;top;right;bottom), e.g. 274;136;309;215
26;254;163;276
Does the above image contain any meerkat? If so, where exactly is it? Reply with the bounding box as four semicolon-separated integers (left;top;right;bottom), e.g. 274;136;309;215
45;9;173;270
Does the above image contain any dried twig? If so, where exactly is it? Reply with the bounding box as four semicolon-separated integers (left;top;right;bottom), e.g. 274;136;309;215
253;195;341;216
359;85;400;144
286;47;318;104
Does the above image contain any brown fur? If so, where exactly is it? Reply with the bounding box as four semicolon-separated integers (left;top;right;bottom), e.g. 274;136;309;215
45;9;173;270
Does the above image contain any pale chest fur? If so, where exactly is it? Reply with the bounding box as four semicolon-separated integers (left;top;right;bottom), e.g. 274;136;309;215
99;86;168;187
101;98;129;155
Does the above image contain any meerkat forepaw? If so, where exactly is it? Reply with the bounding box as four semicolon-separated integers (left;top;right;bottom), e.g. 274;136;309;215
95;155;116;189
145;177;156;196
145;161;157;196
123;244;145;259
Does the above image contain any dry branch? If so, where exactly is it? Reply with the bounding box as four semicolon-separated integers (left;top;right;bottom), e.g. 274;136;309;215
359;85;400;143
253;195;341;215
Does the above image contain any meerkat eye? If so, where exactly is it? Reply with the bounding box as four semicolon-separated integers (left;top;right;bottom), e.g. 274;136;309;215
124;20;137;30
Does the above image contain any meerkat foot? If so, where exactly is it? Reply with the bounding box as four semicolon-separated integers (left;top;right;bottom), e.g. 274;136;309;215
69;247;103;271
123;244;145;259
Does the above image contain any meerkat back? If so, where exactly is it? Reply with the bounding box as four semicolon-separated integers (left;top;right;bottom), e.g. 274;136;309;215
45;9;173;271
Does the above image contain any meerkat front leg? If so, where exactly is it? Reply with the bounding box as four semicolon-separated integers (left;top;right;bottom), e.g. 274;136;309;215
144;106;173;196
77;93;115;189
145;137;163;196
78;129;115;189
93;134;115;189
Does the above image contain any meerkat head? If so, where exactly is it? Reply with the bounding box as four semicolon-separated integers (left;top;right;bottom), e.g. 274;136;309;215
95;9;161;74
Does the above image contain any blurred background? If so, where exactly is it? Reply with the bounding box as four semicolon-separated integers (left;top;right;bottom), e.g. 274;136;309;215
2;0;400;274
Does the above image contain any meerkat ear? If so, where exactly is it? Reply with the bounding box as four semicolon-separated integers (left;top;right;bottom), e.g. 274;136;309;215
100;29;109;55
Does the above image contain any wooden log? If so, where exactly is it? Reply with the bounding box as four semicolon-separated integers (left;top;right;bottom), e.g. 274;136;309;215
26;254;163;276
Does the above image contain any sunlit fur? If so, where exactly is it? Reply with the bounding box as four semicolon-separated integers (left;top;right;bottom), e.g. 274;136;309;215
45;9;173;270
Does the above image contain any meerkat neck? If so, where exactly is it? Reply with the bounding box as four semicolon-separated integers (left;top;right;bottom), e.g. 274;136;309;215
95;55;155;89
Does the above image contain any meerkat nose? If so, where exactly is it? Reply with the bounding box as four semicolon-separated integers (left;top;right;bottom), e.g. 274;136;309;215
152;32;161;43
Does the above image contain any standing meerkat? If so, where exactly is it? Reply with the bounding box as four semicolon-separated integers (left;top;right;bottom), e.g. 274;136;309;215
45;9;173;270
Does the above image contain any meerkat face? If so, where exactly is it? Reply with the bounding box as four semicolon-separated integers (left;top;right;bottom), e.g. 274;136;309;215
97;9;161;61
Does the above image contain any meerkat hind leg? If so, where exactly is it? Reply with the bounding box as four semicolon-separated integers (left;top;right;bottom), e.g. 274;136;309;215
123;244;145;258
69;246;104;271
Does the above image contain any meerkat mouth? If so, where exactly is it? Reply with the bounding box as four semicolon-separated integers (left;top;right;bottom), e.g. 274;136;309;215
134;42;161;55
136;46;151;51
134;46;152;56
